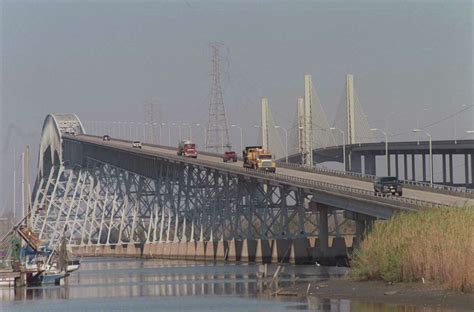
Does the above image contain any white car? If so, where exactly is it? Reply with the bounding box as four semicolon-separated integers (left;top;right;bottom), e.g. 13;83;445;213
132;141;142;149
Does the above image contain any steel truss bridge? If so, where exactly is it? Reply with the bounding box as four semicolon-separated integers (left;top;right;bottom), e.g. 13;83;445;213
29;114;473;263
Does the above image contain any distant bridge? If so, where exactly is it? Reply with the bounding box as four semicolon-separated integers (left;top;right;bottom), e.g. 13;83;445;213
287;139;474;188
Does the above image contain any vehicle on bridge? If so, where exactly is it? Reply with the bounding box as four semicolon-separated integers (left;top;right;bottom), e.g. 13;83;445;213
132;141;142;149
64;128;76;135
177;140;198;158
102;134;110;141
223;151;237;162
374;176;403;196
242;146;276;172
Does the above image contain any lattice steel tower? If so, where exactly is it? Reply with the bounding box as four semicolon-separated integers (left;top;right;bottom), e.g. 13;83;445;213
205;43;231;153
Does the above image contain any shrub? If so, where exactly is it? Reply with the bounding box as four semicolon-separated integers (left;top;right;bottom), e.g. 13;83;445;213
351;206;474;292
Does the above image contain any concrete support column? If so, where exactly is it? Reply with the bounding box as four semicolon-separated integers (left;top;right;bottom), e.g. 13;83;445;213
350;153;362;173
403;154;408;180
364;154;376;175
411;154;416;181
356;220;366;237
354;219;366;249
449;154;454;184
442;154;447;184
422;153;427;182
471;154;474;187
464;154;469;187
387;153;391;176
317;204;329;254
394;153;399;178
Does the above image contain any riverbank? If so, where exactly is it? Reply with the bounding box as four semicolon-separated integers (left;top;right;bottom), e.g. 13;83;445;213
280;278;474;311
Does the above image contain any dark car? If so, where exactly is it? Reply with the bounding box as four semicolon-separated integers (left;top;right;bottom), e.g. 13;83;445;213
223;151;237;162
374;176;403;196
102;135;110;141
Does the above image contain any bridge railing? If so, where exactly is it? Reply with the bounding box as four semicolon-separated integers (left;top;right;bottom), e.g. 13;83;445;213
275;161;474;199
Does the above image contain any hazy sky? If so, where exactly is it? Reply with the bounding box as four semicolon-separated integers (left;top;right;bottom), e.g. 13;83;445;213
0;0;472;213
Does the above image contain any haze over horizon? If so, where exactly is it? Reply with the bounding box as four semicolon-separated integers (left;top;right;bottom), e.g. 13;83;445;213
0;0;472;214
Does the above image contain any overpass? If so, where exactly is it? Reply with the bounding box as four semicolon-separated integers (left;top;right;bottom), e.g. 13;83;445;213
286;139;474;188
28;114;473;264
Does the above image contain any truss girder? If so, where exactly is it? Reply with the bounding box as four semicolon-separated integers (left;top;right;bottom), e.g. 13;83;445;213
30;157;345;248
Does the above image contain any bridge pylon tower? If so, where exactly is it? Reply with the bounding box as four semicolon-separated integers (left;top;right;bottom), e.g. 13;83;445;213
346;74;356;145
301;74;313;167
297;97;305;155
261;98;269;151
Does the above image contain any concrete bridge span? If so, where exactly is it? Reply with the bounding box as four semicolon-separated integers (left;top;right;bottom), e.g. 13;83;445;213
287;140;474;188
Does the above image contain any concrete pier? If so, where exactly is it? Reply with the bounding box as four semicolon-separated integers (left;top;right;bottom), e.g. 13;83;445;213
215;240;228;261
143;243;153;258
207;242;217;261
71;236;354;265
169;242;180;259
177;242;187;258
291;237;312;264
275;239;292;263
243;240;257;262
156;242;164;257
162;242;171;259
185;241;196;260
330;237;347;257
255;239;272;263
228;239;243;262
195;241;207;261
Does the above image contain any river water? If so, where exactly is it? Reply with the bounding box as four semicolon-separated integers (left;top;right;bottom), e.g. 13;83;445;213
0;258;451;311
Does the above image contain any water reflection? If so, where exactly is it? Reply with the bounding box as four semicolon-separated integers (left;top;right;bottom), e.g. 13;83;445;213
0;258;453;312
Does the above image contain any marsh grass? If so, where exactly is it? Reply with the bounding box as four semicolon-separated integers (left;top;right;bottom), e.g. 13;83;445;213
351;206;474;292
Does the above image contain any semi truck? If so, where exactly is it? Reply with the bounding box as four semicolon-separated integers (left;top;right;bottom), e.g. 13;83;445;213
242;146;276;172
177;140;198;158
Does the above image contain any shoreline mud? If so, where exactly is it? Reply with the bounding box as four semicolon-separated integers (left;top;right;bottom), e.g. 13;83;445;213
279;278;474;311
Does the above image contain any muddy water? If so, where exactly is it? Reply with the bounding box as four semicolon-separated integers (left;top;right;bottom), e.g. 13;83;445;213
0;258;452;311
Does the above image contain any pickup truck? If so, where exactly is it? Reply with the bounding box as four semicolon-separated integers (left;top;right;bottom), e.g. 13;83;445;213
373;176;403;196
223;151;237;162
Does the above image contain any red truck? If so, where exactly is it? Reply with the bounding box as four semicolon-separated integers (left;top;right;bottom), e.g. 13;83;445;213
177;140;198;158
223;151;237;162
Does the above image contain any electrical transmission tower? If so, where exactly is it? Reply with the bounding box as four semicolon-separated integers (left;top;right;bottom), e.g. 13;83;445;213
205;43;231;153
144;102;158;144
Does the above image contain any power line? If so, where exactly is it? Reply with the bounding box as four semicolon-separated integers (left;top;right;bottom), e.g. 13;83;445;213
388;104;473;138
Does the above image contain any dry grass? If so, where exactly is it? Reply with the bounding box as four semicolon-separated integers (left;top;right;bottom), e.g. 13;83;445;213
351;206;474;292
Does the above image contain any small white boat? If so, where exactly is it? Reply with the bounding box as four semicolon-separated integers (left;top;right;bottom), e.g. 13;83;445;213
66;259;80;273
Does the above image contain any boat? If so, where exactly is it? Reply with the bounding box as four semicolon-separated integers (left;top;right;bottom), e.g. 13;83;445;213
29;268;69;286
66;259;80;273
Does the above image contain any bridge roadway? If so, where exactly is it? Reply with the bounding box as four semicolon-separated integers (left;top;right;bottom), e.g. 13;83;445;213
69;135;473;209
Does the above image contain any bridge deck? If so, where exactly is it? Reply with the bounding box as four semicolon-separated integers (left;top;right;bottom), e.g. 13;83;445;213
71;135;473;208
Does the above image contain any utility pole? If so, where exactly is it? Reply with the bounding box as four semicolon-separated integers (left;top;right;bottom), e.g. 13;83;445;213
13;146;16;221
205;43;231;152
21;146;31;227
